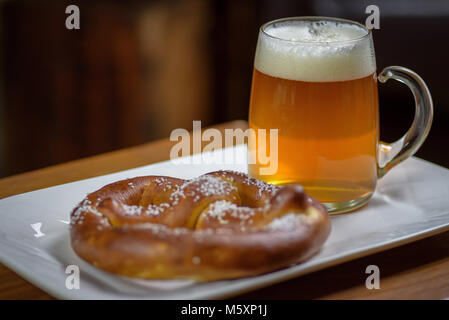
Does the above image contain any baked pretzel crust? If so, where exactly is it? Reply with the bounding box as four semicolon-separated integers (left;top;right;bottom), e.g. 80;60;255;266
70;171;331;281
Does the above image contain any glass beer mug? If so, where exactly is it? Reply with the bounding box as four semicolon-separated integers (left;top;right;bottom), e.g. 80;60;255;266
248;17;433;214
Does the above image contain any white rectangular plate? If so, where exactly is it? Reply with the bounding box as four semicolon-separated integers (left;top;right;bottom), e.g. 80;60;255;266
1;145;449;299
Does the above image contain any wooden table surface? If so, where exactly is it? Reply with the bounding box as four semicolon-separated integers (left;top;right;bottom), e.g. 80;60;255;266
1;120;448;300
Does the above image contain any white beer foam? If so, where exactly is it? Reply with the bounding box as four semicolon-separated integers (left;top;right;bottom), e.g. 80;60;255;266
254;20;376;82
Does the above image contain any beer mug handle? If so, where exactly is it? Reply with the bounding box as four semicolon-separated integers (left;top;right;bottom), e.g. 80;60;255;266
377;66;434;178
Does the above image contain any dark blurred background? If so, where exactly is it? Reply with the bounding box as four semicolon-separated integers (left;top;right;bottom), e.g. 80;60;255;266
0;0;448;178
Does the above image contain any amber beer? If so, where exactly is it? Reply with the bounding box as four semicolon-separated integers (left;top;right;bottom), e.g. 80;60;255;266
248;17;379;210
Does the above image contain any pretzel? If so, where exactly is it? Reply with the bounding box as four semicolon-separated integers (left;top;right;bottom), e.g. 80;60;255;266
70;171;331;281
